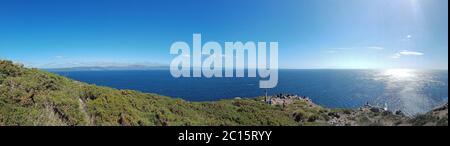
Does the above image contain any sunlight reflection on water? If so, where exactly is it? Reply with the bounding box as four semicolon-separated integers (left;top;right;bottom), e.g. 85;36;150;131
374;69;445;116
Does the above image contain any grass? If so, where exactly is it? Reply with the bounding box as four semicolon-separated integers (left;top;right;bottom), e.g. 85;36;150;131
0;60;303;126
0;60;446;126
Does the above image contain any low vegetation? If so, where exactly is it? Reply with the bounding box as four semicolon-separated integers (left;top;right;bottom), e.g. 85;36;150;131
0;60;447;126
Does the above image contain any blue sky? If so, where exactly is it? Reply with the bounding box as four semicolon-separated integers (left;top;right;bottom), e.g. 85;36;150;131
0;0;448;69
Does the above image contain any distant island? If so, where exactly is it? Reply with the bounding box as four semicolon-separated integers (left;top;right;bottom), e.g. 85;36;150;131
44;65;170;72
0;60;447;126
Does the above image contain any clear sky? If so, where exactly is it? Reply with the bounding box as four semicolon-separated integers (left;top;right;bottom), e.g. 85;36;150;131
0;0;448;69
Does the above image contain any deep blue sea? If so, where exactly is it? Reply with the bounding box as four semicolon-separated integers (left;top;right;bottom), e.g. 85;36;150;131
53;69;448;115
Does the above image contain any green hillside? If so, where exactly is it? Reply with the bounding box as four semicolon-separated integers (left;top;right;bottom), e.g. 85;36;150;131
0;60;447;126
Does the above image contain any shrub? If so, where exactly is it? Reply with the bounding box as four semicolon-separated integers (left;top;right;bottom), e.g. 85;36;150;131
0;73;6;83
437;117;448;126
410;114;439;126
343;109;352;115
293;109;318;122
0;60;24;77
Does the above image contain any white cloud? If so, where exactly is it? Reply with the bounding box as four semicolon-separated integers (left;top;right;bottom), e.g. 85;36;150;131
392;50;424;59
399;50;424;56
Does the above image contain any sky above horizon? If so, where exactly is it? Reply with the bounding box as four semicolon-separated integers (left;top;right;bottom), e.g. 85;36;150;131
0;0;448;69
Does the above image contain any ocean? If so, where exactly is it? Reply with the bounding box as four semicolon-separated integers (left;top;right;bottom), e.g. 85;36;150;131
52;69;448;116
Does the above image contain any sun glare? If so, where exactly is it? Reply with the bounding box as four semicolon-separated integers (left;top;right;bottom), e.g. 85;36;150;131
383;69;416;79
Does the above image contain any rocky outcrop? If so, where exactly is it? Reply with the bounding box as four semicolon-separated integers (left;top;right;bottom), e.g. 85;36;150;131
409;103;448;126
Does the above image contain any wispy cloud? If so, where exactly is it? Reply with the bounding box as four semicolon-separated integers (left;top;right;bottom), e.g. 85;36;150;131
392;50;424;59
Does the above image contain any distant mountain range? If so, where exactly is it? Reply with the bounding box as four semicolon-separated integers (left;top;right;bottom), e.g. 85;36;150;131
44;65;170;71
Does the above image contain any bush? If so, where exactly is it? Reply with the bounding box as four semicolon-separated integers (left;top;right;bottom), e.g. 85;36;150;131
343;109;352;115
437;117;448;126
0;73;6;83
410;115;436;126
0;60;24;77
293;109;319;122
